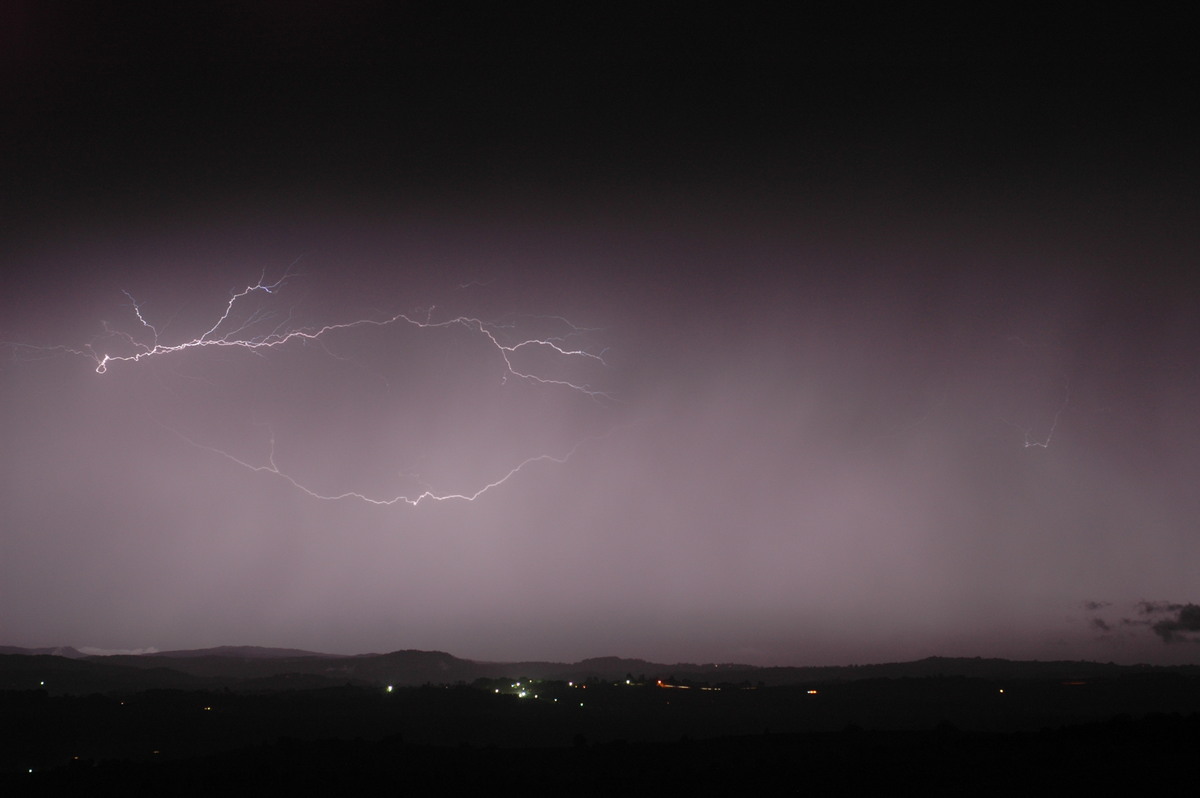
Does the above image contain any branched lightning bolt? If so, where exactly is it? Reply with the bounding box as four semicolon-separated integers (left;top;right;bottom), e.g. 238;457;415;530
84;276;612;401
24;273;617;506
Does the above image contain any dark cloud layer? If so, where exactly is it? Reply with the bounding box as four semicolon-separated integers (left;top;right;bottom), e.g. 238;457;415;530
1085;602;1200;647
1138;603;1200;644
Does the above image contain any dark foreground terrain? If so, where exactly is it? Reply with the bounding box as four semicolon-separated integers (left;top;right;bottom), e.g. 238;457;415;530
4;652;1200;795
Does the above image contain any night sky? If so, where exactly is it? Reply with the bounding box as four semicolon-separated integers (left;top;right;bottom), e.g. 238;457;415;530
3;7;1198;665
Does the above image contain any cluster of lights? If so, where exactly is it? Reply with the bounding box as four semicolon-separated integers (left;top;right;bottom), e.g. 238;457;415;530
486;680;589;706
502;681;539;699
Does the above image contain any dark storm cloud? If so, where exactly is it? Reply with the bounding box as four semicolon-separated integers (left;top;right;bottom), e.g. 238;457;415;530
1083;600;1111;611
1106;602;1200;644
1137;601;1187;615
1146;605;1200;644
1090;618;1112;633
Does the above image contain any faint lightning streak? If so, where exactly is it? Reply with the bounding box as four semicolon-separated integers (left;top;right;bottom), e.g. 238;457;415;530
1007;381;1070;449
165;424;608;507
122;290;160;342
1021;398;1066;448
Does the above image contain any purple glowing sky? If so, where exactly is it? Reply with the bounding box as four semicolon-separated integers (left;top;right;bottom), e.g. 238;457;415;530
2;8;1197;664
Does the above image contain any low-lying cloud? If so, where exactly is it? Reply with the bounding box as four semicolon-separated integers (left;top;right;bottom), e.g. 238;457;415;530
1142;604;1200;644
1083;600;1200;645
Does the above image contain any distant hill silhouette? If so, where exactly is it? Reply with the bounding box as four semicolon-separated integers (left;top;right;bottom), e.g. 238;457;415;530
0;653;211;693
3;645;1199;695
0;645;84;659
152;645;337;659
